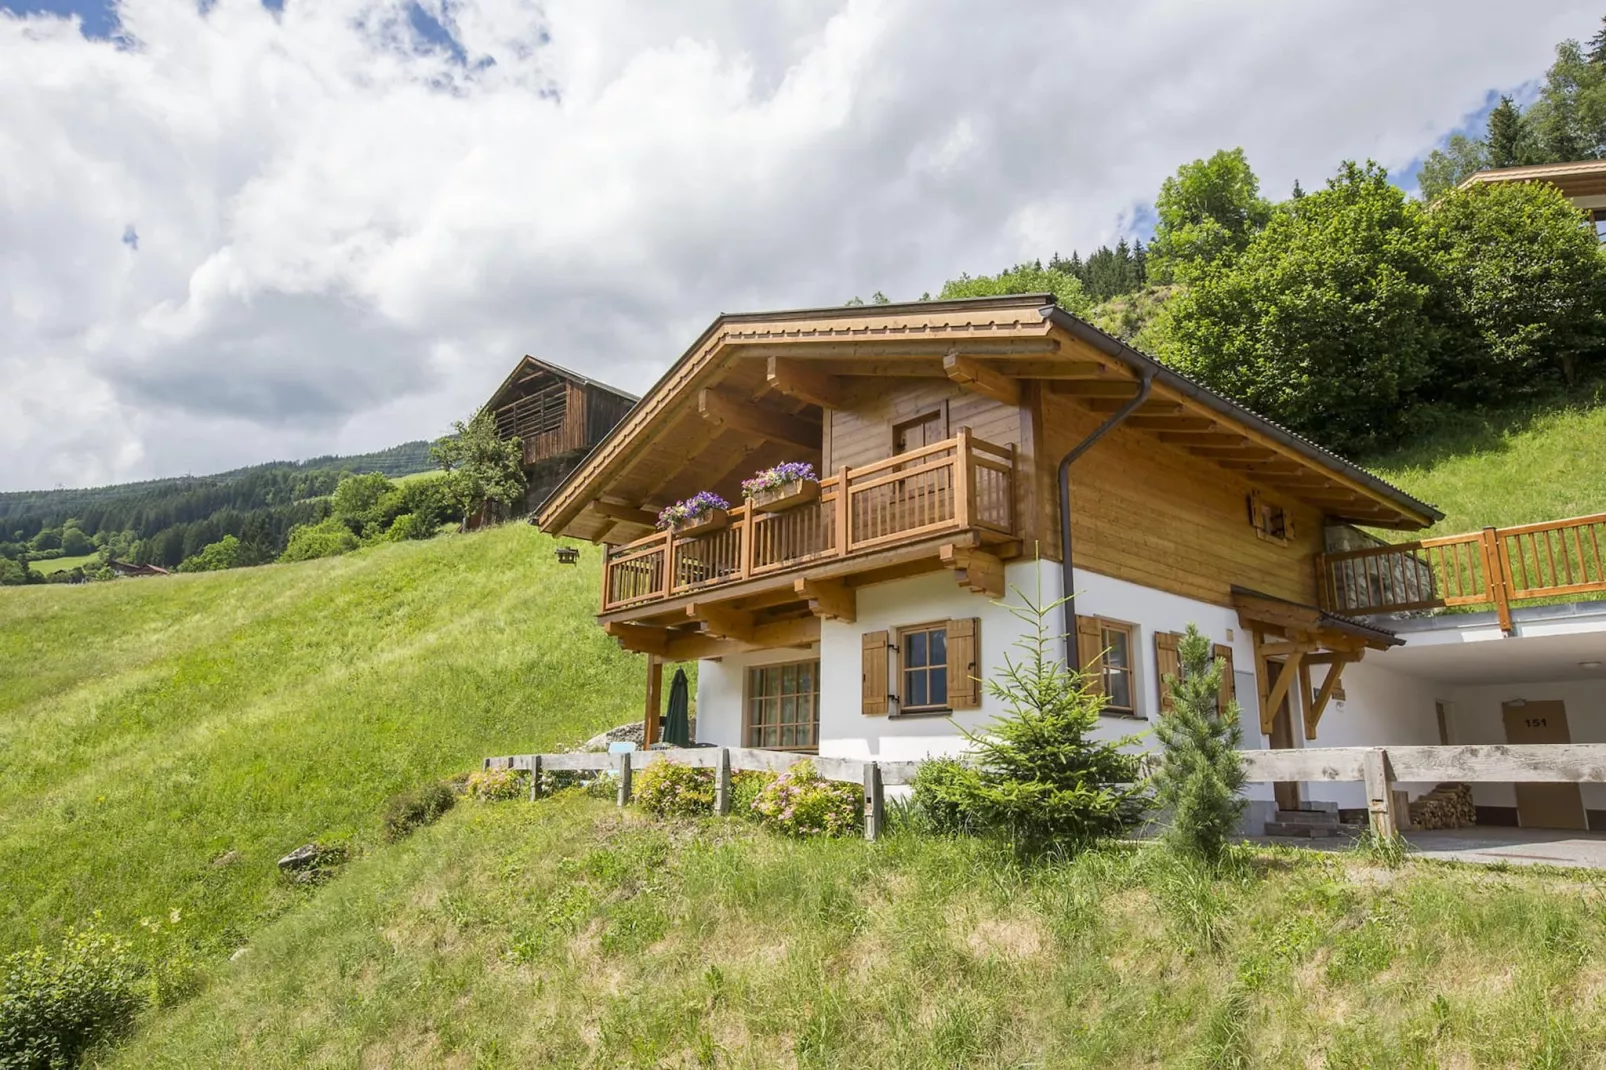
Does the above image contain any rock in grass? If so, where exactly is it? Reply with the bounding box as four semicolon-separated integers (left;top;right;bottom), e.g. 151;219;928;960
277;844;321;871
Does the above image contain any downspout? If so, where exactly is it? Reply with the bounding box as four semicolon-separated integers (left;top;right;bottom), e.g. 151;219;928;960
1057;370;1155;666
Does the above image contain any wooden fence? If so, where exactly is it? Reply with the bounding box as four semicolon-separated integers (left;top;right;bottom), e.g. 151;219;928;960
484;747;918;840
489;742;1606;845
1317;512;1606;631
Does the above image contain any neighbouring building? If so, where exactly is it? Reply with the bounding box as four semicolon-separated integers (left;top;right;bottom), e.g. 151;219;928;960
1460;158;1606;239
536;295;1606;833
481;356;638;513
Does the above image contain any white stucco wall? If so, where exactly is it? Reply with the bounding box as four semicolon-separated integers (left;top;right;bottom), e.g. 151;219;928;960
1297;659;1445;809
1437;680;1606;812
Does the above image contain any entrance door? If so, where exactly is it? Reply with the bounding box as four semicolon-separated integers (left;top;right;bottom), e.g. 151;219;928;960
1267;659;1301;811
1502;700;1587;830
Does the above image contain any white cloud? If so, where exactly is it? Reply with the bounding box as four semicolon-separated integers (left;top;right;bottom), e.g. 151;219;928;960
0;0;1597;489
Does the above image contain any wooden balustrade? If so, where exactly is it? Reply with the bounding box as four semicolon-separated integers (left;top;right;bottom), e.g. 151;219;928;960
599;433;1017;612
1318;511;1606;632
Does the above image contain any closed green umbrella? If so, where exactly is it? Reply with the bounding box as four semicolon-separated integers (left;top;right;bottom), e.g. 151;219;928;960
662;668;692;748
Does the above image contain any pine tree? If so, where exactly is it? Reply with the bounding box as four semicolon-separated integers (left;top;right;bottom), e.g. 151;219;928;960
1151;624;1247;868
1589;16;1606;67
1486;95;1531;168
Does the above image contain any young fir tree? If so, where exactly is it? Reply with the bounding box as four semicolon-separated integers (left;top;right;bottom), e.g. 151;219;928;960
954;580;1147;858
1152;624;1247;868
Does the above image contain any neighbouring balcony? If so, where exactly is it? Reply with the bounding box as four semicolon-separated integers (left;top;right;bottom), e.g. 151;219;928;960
602;430;1017;613
1317;512;1606;632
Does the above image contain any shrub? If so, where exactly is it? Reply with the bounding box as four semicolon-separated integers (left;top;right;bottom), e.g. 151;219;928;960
633;760;715;817
1151;624;1246;869
910;757;985;836
935;579;1146;857
382;782;456;841
729;770;774;819
466;767;527;802
0;918;143;1070
384;512;431;542
751;760;861;837
279;517;360;563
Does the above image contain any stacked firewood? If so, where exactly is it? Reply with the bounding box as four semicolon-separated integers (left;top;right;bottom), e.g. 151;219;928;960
1408;783;1476;830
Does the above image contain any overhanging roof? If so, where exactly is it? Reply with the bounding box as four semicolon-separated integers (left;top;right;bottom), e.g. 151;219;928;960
483;355;640;415
1459;159;1606;200
535;294;1442;539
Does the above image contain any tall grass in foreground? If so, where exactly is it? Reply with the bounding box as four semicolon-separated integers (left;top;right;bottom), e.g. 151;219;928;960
0;525;642;957
106;796;1606;1069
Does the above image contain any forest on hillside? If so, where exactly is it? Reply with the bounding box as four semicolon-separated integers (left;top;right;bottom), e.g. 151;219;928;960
936;19;1606;458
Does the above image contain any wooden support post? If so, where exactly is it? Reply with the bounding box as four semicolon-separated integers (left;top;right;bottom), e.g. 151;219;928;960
1362;748;1397;839
954;426;974;529
863;761;885;841
714;748;732;815
643;655;664;746
1483;526;1514;635
616;752;633;807
834;466;852;555
529;756;543;802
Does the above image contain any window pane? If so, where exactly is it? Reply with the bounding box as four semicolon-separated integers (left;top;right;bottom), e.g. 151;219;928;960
764;725;779;747
907;670;928;708
930;628;947;667
781;695;796;724
781;725;796;748
906;630;928;668
1107;669;1132;711
930;667;948;707
798;662;814;692
1103;628;1128;669
781;664;797;694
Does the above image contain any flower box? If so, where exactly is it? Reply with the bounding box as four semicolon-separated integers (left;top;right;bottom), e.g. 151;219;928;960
748;478;819;513
667;508;730;538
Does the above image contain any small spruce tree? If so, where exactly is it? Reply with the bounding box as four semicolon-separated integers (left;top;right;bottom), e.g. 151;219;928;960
952;579;1147;858
1152;624;1247;868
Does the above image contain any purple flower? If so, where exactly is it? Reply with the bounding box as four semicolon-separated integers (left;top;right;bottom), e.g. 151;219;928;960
657;490;732;529
741;461;819;499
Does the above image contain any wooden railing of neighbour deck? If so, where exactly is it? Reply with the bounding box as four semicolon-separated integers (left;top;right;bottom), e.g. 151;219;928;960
1317;512;1606;632
601;429;1016;613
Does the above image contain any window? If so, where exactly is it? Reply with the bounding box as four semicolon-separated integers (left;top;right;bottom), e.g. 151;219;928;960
899;623;949;712
892;409;944;454
1155;631;1236;716
745;660;820;750
1247;491;1290;544
1076;615;1138;718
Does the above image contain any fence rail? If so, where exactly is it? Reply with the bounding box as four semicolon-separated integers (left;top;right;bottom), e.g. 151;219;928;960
600;429;1016;612
1317;512;1606;631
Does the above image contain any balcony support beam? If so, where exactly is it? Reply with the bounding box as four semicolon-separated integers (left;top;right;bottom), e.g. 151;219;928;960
940;544;1005;598
943;352;1020;406
698;388;821;451
766;357;848;410
795;578;857;622
593;499;660;528
686;602;756;642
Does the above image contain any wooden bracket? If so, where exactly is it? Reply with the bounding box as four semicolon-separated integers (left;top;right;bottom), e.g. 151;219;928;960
686;602;756;642
766;356;847;410
1261;649;1304;735
593;499;660;528
697;388;821;451
604;621;668;656
1303;654;1352;740
940;544;1005;598
794;578;857;622
942;351;1021;406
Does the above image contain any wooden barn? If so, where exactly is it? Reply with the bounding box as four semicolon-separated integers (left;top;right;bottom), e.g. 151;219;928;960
482;357;638;513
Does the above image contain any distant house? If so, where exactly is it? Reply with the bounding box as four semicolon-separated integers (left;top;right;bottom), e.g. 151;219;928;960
107;560;169;578
481;357;638;513
1459;159;1606;239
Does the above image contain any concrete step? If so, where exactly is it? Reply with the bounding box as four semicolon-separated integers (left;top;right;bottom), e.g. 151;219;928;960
1273;808;1341;827
1263;821;1354;838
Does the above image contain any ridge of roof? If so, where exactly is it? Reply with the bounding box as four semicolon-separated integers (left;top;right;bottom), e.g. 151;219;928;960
485;355;640;413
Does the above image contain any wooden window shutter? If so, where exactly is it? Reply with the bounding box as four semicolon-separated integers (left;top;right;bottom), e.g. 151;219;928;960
946;617;981;710
861;631;889;716
1075;615;1104;697
1154;631;1182;714
1214;643;1236;713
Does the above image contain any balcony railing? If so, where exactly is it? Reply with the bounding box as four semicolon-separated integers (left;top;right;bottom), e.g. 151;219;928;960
1317;512;1606;631
602;430;1016;613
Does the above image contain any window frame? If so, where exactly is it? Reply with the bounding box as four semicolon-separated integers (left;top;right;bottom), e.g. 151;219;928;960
890;404;948;456
743;658;821;752
1247;490;1291;545
1094;617;1139;718
895;620;951;717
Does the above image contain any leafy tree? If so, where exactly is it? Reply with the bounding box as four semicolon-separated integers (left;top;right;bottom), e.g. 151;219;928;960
177;535;241;573
938;263;1091;316
279;518;360;563
1527;38;1606;163
1416;132;1491;201
59;522;93;557
29;528;61;553
1424;180;1606;393
330;472;399;538
1148;148;1273;282
1154;161;1441;454
914;579;1146;858
431;411;527;529
1151;625;1246;869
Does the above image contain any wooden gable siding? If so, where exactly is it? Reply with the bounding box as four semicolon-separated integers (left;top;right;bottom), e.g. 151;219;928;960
1039;390;1324;607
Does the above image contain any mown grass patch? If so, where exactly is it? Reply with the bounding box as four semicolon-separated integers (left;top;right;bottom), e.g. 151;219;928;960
105;797;1606;1069
0;525;641;958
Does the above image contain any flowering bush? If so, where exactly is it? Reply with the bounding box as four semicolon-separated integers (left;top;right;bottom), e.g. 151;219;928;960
740;462;818;500
656;491;731;530
633;760;716;817
750;760;862;837
466;767;527;802
730;770;775;819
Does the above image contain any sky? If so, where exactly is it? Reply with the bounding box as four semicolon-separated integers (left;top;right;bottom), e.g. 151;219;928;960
0;1;1599;491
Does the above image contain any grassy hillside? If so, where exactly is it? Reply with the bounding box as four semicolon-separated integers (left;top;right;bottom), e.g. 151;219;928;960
0;524;641;958
1364;394;1606;535
107;796;1606;1068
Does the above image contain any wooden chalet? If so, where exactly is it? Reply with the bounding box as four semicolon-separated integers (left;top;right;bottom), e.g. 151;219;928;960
537;294;1606;833
482;357;638;513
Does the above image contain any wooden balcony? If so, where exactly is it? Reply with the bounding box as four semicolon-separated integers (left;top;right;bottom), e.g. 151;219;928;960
601;430;1017;616
1317;512;1606;632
